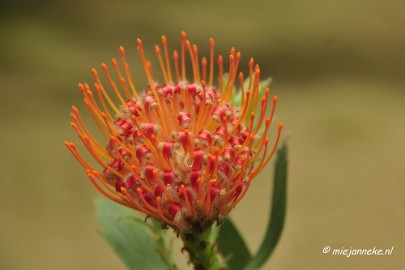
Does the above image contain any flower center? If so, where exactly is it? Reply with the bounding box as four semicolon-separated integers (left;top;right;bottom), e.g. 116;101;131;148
103;81;253;228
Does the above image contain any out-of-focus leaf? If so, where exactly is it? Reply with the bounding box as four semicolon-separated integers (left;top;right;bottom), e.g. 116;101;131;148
217;218;252;270
244;143;288;270
94;198;169;270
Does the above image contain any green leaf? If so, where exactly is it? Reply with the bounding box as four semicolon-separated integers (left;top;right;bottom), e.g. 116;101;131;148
217;218;252;270
228;73;272;110
94;198;170;270
244;143;288;270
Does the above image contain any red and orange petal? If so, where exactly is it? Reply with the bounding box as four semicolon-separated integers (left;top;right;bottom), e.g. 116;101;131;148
65;32;282;231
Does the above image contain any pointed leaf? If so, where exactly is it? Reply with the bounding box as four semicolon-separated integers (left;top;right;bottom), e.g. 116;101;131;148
217;218;252;270
94;198;168;270
244;143;288;270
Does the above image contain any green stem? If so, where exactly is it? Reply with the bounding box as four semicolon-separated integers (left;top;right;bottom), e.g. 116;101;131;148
180;224;223;270
151;220;179;270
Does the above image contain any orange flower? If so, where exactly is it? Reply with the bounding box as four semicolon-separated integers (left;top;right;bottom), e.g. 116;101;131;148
65;32;282;231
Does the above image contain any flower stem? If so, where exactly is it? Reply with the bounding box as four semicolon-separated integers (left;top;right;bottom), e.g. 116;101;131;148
180;224;223;270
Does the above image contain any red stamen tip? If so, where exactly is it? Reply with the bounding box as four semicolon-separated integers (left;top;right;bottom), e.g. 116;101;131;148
112;58;118;68
255;65;260;76
218;55;223;64
249;57;254;67
91;69;98;77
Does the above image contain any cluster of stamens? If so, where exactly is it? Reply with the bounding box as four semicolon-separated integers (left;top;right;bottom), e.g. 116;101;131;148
65;32;282;231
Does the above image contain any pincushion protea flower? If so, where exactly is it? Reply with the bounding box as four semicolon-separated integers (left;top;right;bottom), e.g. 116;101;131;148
65;32;282;232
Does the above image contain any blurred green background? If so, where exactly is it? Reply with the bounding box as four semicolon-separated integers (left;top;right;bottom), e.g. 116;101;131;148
1;0;404;269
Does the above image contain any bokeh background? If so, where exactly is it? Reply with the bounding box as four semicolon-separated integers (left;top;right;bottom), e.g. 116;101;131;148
1;0;404;269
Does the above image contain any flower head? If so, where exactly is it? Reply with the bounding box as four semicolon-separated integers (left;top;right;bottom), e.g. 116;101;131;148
65;32;282;231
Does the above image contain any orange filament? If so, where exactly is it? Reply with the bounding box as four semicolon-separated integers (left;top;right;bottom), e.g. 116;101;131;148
209;38;215;86
122;188;156;216
71;106;106;148
101;63;127;107
100;113;117;137
161;36;173;83
204;179;214;216
94;83;114;122
82;99;110;141
91;69;120;115
218;55;224;92
70;122;109;160
196;178;204;207
238;72;245;105
84;87;108;126
228;171;255;210
241;65;260;121
119;46;139;99
64;141;94;170
248;58;254;91
229;91;251;134
192;44;201;83
186;40;197;82
223;51;241;103
181;31;186;80
137;39;170;137
92;171;131;202
81;136;128;179
83;86;104;120
235;131;254;156
137;188;158;212
155;45;169;83
255;122;283;175
253;89;270;135
201;57;207;83
219;54;234;104
87;172;133;208
195;81;207;132
173;50;181;82
157;197;175;225
180;184;194;217
111;58;124;91
250;138;269;167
